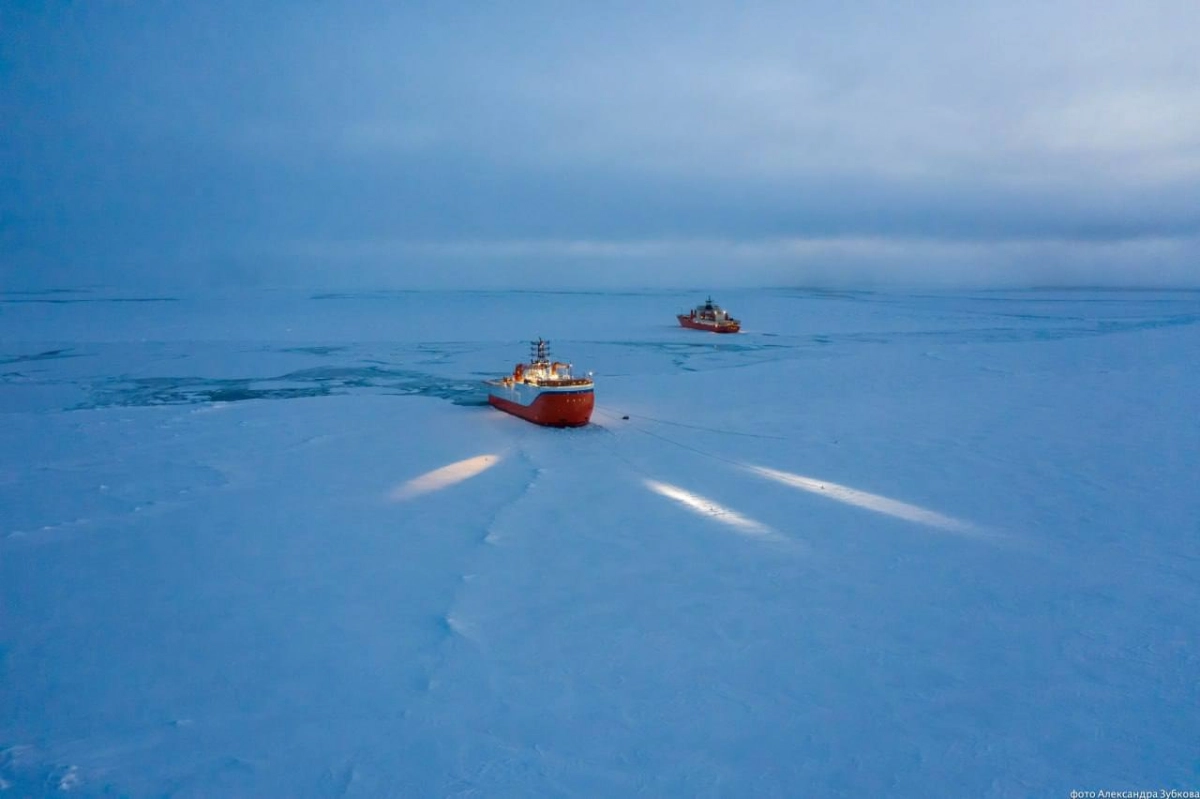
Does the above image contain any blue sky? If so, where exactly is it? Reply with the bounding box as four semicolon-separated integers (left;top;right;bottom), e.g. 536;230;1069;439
3;1;1199;289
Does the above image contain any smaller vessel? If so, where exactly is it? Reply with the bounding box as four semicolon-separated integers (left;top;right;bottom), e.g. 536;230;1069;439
678;296;740;333
485;339;594;427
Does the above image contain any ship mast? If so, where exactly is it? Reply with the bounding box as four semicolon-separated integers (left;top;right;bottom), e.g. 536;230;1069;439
530;337;550;365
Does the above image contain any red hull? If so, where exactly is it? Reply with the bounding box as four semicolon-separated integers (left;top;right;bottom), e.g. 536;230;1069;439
488;391;594;427
677;315;740;333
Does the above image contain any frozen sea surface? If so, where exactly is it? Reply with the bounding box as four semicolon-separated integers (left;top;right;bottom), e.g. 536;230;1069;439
2;287;1198;796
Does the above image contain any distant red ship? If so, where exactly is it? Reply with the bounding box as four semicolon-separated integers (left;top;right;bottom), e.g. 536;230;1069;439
678;297;740;333
485;339;594;427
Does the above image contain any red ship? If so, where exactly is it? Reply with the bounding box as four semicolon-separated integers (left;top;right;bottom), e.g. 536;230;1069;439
678;296;740;333
485;339;595;427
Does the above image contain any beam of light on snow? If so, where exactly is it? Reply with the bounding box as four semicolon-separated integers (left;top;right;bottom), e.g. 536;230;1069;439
744;465;976;534
643;479;778;541
388;454;501;502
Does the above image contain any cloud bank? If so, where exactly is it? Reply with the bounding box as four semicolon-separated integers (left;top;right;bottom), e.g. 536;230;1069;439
3;1;1199;289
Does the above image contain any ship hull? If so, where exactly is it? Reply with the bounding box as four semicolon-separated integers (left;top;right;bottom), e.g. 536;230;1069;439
677;314;740;333
486;384;594;427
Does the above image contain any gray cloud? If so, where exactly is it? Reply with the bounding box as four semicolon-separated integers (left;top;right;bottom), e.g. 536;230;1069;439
3;1;1199;289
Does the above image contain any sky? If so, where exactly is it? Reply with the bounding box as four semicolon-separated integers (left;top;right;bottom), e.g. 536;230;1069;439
3;1;1199;290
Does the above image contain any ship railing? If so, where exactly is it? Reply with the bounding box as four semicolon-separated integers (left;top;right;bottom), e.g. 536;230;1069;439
527;377;593;387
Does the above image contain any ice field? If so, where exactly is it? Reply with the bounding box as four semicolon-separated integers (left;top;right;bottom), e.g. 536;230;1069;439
2;287;1198;796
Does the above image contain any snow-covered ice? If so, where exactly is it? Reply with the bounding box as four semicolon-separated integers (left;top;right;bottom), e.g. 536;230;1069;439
2;287;1198;796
